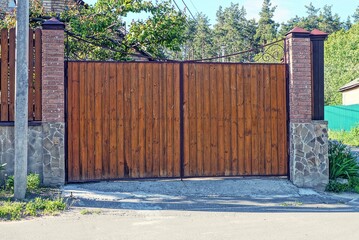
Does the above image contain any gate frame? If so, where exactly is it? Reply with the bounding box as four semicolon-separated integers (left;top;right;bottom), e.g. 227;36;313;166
60;24;328;188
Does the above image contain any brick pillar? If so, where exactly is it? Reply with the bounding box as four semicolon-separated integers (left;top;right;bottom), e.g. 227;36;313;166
41;18;66;186
286;27;329;189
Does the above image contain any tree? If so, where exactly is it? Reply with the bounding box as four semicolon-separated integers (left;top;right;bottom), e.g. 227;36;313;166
254;0;278;45
213;3;257;62
189;13;215;60
318;5;343;33
0;0;188;60
324;22;359;105
278;3;345;36
353;6;359;23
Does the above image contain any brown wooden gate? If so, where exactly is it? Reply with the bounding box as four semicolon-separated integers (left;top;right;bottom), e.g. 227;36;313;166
67;61;287;182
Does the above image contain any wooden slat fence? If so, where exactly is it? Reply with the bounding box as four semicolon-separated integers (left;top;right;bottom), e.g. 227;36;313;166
0;28;42;122
67;61;287;182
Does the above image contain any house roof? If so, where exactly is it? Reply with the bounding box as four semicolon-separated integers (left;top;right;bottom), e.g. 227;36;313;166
339;78;359;92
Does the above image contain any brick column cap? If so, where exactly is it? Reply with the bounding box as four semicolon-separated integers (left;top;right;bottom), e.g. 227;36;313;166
285;27;310;38
42;17;65;30
310;29;329;41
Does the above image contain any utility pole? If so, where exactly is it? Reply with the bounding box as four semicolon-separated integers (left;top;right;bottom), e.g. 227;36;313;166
14;0;29;199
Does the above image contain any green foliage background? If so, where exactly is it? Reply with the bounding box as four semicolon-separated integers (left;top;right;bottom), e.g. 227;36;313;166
324;23;359;105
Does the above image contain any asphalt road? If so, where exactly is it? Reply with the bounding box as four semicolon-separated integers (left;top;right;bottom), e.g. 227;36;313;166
2;178;359;240
2;210;359;240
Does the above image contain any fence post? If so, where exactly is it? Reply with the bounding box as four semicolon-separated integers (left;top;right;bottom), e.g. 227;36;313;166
286;27;329;189
310;29;329;120
41;18;66;186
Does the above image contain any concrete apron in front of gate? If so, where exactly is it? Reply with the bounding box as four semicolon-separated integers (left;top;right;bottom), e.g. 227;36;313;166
62;177;359;212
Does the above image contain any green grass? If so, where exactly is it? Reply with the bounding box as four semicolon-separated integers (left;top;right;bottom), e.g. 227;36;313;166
0;173;67;221
80;209;102;215
329;126;359;147
0;198;66;220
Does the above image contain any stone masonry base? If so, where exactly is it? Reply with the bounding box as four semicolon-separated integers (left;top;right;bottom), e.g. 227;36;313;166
290;121;329;189
0;122;65;186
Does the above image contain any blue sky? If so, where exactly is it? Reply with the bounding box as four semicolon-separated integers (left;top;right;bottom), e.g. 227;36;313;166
84;0;358;25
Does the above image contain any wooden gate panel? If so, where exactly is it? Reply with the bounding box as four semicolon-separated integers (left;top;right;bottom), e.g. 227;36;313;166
183;63;287;177
68;62;181;181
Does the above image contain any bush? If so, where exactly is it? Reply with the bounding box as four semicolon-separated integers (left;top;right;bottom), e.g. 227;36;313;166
5;176;14;192
4;173;41;193
325;180;350;193
0;202;24;220
0;163;6;171
27;173;41;192
328;141;359;180
24;198;66;216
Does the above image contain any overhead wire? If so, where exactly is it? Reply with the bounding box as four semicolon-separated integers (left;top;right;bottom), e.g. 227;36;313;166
180;0;196;20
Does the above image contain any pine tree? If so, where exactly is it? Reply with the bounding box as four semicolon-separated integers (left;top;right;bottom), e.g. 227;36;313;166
254;0;278;45
213;3;257;62
191;13;215;60
353;6;359;23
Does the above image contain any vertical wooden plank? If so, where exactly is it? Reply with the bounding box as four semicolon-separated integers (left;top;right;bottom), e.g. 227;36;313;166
217;64;225;176
79;62;87;180
86;62;95;180
196;64;204;176
257;65;266;175
188;63;197;176
28;29;34;120
173;63;181;177
250;65;259;175
145;63;153;177
71;62;80;181
277;65;287;175
138;63;146;178
159;63;167;177
67;62;73;181
209;64;218;176
223;64;231;175
101;63;110;178
152;63;160;177
230;64;238;175
202;64;211;176
264;65;272;175
243;64;252;175
183;63;190;176
123;63;132;177
34;28;42;121
270;65;279;175
130;63;139;178
166;63;174;177
237;65;245;175
117;63;125;178
109;63;118;179
8;28;15;121
94;63;103;179
1;29;9;121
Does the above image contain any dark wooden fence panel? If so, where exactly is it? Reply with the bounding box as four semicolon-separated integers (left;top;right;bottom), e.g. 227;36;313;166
0;28;42;122
67;62;181;181
183;63;287;177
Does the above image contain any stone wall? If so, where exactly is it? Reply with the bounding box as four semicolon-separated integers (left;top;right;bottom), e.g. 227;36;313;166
42;122;65;185
290;121;329;189
0;125;43;185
